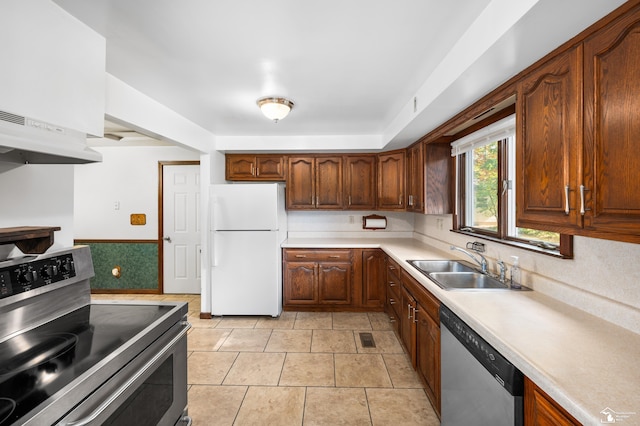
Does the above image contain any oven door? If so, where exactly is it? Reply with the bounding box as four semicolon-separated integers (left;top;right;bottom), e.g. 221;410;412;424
56;320;191;426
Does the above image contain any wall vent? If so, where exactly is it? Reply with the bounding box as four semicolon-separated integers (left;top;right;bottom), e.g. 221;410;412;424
0;110;25;126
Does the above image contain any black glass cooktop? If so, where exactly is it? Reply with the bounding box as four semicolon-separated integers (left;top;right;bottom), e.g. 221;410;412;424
0;304;173;426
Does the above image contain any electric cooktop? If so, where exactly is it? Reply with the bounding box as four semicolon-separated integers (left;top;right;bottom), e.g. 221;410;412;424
0;303;173;425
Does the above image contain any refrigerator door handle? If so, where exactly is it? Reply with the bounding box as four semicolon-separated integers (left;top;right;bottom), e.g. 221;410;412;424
211;231;218;266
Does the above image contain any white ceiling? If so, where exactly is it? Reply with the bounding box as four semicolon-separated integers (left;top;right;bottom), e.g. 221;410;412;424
54;0;626;151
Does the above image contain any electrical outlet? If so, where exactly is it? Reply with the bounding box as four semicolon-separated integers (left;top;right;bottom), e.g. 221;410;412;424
114;201;120;210
436;218;443;230
349;215;355;224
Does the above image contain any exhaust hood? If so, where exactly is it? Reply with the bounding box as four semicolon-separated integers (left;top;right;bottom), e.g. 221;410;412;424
0;110;102;165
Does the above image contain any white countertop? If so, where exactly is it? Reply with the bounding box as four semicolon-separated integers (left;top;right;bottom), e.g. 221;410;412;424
283;238;640;425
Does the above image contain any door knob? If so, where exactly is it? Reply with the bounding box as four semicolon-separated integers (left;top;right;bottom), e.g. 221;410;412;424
163;236;172;243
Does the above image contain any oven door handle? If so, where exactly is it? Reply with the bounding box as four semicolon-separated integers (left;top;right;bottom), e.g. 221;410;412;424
59;321;192;426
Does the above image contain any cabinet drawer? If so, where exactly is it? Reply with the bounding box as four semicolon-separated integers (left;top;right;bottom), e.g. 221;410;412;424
284;249;352;262
401;269;440;323
387;276;401;302
387;257;401;276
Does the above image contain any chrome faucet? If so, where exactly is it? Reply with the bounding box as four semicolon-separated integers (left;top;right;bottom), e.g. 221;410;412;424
497;260;507;283
450;245;488;274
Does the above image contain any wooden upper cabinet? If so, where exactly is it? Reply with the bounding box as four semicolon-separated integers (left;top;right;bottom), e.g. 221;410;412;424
286;155;343;210
255;156;286;180
582;5;640;237
425;143;452;214
287;156;315;209
516;3;640;242
406;143;424;212
377;151;405;210
226;154;286;181
316;156;343;209
516;45;583;233
344;155;377;210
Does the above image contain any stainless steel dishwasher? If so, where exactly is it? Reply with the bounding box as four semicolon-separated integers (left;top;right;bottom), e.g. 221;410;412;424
440;305;524;426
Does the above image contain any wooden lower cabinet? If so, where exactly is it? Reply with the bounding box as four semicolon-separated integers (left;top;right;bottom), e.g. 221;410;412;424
400;284;418;365
283;248;386;311
415;303;441;415
525;377;581;426
284;261;318;304
361;249;386;308
384;256;441;417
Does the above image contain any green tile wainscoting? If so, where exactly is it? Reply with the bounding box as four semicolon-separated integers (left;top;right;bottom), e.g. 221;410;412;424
74;240;159;292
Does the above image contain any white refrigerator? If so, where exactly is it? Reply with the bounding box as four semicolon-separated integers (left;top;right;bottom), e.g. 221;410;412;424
210;183;287;316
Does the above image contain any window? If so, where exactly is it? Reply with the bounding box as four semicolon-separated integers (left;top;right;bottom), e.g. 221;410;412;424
453;114;570;256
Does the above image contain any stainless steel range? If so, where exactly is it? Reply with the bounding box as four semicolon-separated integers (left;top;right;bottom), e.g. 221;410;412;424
0;246;191;426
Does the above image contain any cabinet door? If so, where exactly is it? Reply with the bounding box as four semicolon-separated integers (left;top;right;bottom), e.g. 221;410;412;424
344;155;376;209
287;156;315;209
400;285;417;366
318;262;352;304
425;143;452;214
316;156;344;209
255;155;286;180
362;249;385;308
406;143;424;212
225;155;256;180
284;262;318;304
583;6;640;236
377;151;406;210
516;46;583;233
524;378;580;426
416;307;441;416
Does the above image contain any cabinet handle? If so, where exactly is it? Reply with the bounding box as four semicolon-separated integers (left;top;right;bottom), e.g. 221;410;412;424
389;265;396;271
399;195;402;205
328;255;340;258
251;164;255;176
413;307;419;323
316;196;319;206
256;166;260;177
295;255;307;258
580;185;590;216
408;195;413;206
564;185;570;215
389;298;396;305
349;195;352;206
389;316;396;323
389;281;396;287
407;303;412;320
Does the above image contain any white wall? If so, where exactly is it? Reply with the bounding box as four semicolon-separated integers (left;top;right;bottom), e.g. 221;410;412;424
413;214;640;334
287;210;414;239
0;164;75;258
74;145;200;239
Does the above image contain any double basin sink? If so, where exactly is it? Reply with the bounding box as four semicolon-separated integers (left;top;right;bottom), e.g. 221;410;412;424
407;260;510;290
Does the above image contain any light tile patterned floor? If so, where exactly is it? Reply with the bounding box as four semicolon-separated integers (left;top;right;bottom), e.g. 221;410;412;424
91;294;440;426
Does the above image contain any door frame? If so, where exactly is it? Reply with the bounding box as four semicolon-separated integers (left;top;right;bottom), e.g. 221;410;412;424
157;160;200;293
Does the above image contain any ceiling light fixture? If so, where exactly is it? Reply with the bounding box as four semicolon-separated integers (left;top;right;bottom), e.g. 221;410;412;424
257;97;294;123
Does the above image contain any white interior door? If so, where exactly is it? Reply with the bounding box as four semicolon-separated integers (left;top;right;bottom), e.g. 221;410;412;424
163;164;201;294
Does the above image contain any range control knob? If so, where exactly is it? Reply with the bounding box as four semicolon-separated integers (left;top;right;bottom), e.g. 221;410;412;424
17;269;37;284
40;265;57;280
59;259;72;274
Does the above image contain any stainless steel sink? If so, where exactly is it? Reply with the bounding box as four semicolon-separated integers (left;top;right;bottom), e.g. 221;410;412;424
407;259;510;290
407;260;476;274
429;272;508;290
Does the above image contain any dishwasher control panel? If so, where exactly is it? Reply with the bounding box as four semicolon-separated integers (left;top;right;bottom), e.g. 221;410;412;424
440;304;523;395
0;253;76;300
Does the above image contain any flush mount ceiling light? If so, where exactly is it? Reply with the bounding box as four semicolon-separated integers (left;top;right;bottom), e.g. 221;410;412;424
256;97;294;123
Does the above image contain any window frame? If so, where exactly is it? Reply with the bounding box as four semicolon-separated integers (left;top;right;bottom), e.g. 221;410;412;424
452;112;573;259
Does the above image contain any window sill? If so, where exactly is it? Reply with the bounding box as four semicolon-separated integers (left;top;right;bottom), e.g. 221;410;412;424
451;229;572;259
